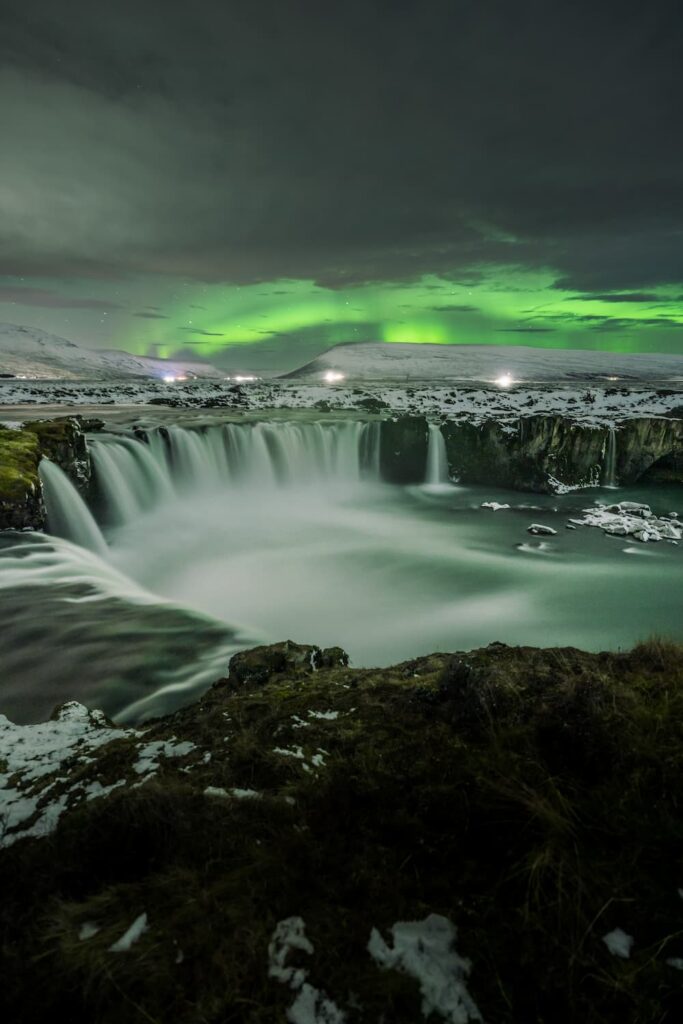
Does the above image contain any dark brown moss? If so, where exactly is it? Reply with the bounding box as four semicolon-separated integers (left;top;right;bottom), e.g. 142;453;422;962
1;640;683;1023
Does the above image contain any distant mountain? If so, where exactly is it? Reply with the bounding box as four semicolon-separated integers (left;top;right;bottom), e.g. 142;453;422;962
285;341;683;382
0;324;223;380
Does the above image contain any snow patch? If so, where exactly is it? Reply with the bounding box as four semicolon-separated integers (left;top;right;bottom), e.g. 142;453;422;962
268;917;346;1023
602;928;634;959
0;702;133;848
109;912;149;952
368;914;481;1022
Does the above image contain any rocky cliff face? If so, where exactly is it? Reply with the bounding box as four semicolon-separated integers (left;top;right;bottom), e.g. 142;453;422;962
0;411;681;535
0;418;90;530
378;414;683;491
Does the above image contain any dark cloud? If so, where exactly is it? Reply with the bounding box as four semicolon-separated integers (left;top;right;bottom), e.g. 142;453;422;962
0;0;682;299
179;327;225;337
573;292;662;303
133;310;168;318
497;326;555;333
0;285;119;309
527;311;683;332
431;304;479;313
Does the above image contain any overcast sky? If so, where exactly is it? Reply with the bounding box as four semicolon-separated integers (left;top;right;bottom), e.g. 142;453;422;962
1;0;682;369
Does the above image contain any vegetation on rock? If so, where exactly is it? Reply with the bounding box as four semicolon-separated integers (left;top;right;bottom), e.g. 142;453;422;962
1;638;682;1023
0;417;89;529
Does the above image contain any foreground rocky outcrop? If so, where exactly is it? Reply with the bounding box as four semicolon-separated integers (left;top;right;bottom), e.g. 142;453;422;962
0;418;89;530
1;638;682;1023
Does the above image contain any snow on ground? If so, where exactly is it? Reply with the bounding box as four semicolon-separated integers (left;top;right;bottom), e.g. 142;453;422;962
0;323;223;381
109;912;149;952
287;341;683;384
602;928;634;959
268;913;482;1022
133;738;196;776
571;502;682;543
1;335;681;425
368;914;482;1023
0;702;133;848
0;704;205;848
268;917;347;1023
1;375;681;426
273;745;329;774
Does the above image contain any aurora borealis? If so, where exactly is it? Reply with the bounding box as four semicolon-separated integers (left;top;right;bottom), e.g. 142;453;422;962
1;0;683;370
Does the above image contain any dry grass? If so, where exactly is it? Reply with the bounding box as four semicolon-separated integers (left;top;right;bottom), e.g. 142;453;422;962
1;638;683;1022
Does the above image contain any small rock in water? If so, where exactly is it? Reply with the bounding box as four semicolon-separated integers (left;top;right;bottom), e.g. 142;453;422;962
481;501;511;511
527;524;557;536
619;501;651;512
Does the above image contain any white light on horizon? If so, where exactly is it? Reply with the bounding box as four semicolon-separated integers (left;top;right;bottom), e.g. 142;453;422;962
323;370;345;383
234;374;257;382
162;374;177;383
495;372;514;388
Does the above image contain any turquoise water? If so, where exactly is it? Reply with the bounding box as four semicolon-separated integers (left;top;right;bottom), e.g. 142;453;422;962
1;471;680;724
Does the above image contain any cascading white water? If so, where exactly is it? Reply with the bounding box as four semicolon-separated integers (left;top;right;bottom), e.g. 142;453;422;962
424;423;451;486
39;461;108;556
603;428;618;488
4;415;682;728
90;420;382;523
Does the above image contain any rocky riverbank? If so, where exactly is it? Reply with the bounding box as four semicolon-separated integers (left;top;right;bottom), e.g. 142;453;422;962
1;638;682;1023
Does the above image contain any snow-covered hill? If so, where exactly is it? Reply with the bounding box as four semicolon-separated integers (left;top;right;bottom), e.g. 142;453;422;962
286;342;683;382
0;324;223;380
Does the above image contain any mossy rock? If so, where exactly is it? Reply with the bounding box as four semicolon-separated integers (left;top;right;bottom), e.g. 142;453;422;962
0;418;89;529
0;425;40;501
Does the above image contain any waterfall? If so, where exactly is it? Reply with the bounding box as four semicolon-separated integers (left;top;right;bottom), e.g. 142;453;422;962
39;461;108;556
602;428;618;488
87;420;382;528
425;423;450;486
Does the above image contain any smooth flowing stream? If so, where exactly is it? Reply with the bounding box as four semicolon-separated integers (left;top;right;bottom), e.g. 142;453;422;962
1;418;681;724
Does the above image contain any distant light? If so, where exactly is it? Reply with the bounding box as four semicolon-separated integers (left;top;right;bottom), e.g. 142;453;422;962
606;376;619;381
234;374;257;382
162;374;177;383
495;372;514;388
323;370;345;383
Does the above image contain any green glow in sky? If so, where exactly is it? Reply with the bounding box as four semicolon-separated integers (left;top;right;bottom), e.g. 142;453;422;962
2;265;682;370
124;267;683;368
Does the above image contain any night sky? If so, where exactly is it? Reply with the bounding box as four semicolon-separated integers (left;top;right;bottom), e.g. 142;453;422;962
1;0;683;370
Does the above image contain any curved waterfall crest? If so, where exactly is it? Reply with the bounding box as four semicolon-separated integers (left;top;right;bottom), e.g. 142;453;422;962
38;461;108;556
88;420;382;527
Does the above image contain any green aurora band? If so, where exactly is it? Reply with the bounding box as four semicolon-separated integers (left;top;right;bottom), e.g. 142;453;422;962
2;265;682;369
123;266;683;368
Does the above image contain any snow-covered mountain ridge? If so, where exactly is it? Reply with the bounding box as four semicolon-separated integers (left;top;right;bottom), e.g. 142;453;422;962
287;341;683;382
0;324;222;380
